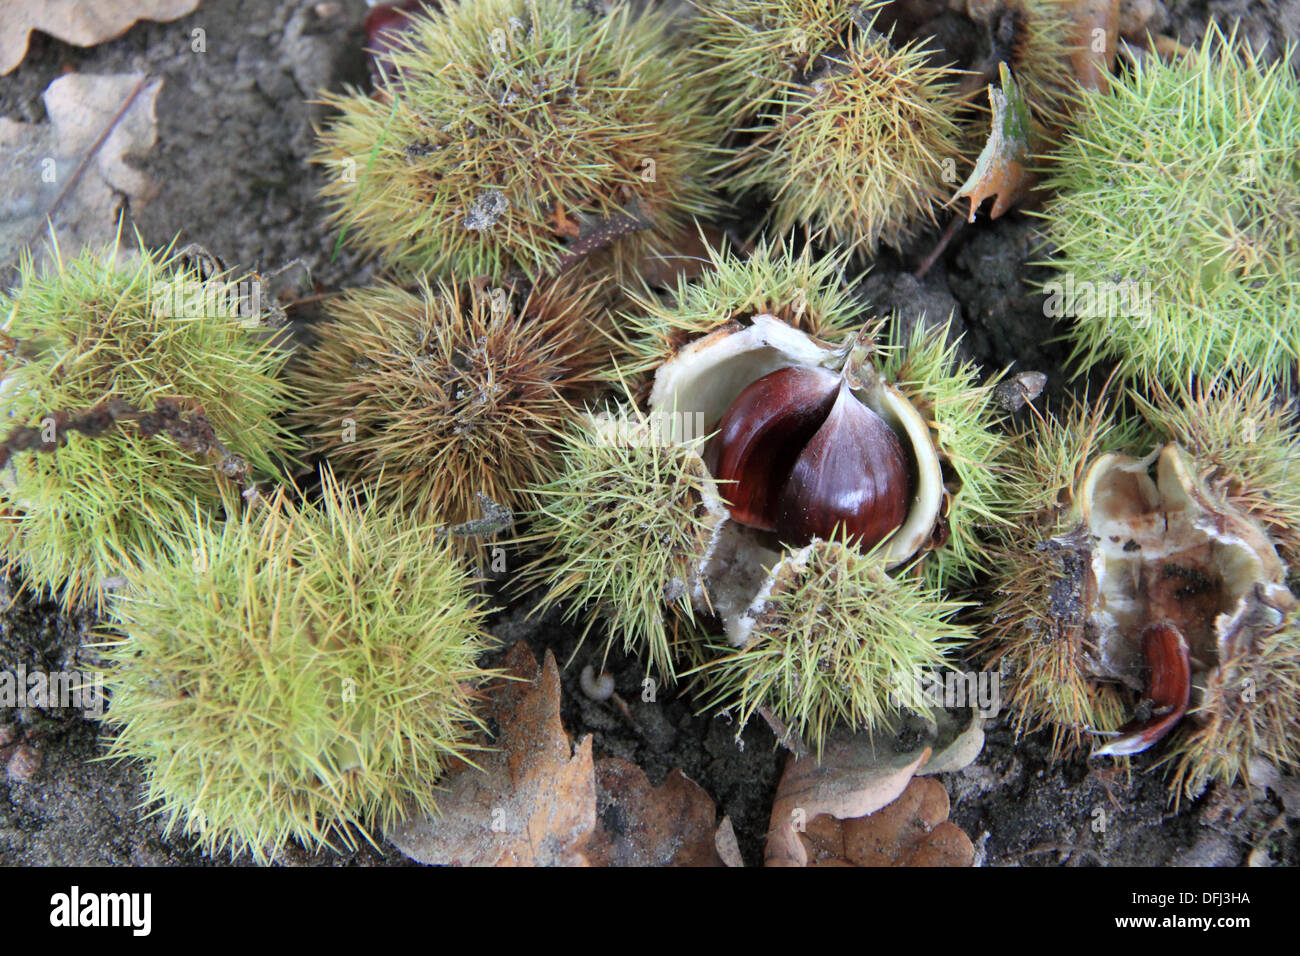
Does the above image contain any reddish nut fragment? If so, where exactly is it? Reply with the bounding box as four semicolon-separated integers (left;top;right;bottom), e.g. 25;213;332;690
1093;621;1191;758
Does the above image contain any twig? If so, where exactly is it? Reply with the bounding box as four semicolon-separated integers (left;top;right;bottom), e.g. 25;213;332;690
31;74;159;250
0;396;250;484
912;212;965;280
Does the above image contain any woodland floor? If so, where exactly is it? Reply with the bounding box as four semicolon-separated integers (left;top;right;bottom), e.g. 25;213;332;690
1;0;1299;867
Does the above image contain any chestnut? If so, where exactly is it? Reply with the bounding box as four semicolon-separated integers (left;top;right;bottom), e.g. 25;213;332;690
708;365;913;549
1092;621;1191;758
648;313;946;569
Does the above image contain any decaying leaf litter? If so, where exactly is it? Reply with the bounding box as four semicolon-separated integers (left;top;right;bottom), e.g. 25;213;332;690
0;0;1294;868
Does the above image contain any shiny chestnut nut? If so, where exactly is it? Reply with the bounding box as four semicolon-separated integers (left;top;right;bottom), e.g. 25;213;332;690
708;365;913;549
650;314;946;568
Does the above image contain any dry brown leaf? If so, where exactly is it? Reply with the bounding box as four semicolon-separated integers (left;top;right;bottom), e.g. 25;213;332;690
767;743;930;867
799;777;975;867
0;72;162;270
715;816;744;868
0;0;199;74
1070;0;1119;93
953;63;1033;222
765;709;985;866
386;643;597;867
586;758;727;867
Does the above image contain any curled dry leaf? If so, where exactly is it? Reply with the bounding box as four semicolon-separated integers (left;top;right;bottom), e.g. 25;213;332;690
0;73;162;269
585;758;729;867
766;708;984;866
799;777;975;867
0;0;199;74
953;62;1033;222
386;643;597;867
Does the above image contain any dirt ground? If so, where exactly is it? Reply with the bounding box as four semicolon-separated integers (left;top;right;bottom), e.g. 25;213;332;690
1;0;1298;867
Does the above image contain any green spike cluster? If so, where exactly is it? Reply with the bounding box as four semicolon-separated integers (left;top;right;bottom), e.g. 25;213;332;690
315;0;722;282
1041;23;1300;385
290;275;609;527
618;238;862;379
100;472;495;863
0;243;297;610
879;318;1009;585
694;537;972;757
518;402;724;682
985;380;1300;790
687;0;869;119
690;2;967;250
980;397;1143;757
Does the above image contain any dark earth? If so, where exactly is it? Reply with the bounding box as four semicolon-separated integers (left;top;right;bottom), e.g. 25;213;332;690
1;0;1299;867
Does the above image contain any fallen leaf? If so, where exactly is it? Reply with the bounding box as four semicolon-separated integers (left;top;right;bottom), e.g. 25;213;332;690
0;73;162;270
0;0;199;74
585;758;727;866
715;816;744;867
799;777;975;867
915;708;986;776
386;643;597;867
953;62;1033;222
1070;0;1119;93
765;708;984;866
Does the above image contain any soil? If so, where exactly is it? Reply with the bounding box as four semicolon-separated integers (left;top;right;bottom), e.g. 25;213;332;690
1;0;1298;868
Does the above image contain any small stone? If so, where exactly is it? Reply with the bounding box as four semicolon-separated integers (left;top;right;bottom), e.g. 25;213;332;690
6;744;41;783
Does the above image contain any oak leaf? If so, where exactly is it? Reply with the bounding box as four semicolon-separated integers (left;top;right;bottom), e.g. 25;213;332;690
0;73;162;270
386;643;597;867
799;777;975;867
766;708;984;866
0;0;199;74
586;758;729;867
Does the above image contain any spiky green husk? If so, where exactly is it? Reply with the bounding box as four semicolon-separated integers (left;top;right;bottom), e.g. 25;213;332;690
879;318;1008;585
717;11;967;250
1135;372;1300;569
1165;615;1300;801
315;0;721;282
0;243;297;610
986;385;1300;783
291;276;608;527
687;0;870;120
695;537;971;756
518;403;722;681
981;397;1144;757
1041;24;1300;385
619;238;863;381
100;472;494;863
624;243;1008;579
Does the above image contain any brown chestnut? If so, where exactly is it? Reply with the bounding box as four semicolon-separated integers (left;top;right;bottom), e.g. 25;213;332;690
708;365;913;549
1093;621;1191;758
